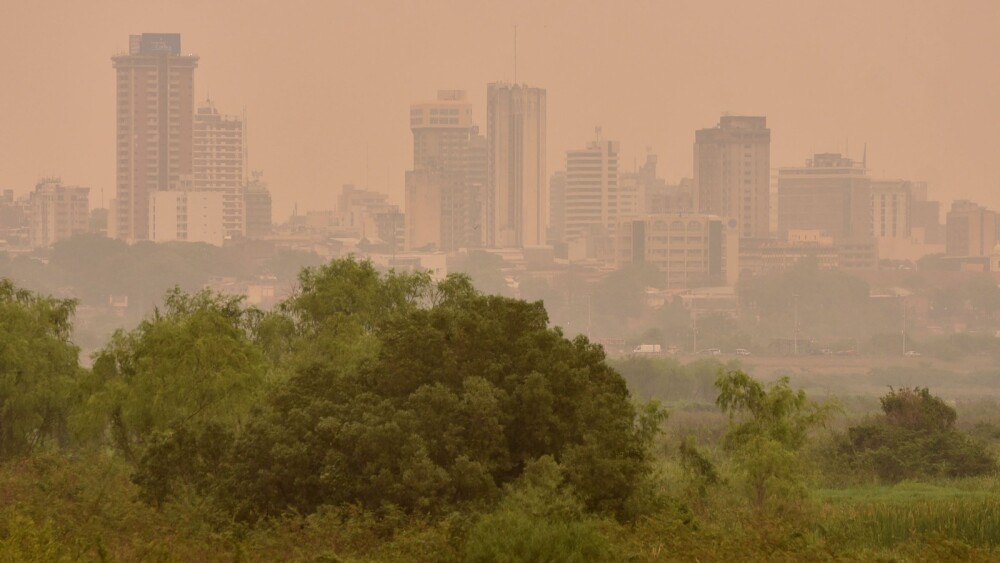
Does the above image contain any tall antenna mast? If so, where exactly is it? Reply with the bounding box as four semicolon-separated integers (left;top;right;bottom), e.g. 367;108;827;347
514;25;518;83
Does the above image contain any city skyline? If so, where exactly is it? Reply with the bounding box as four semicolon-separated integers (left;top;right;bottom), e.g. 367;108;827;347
2;1;1000;221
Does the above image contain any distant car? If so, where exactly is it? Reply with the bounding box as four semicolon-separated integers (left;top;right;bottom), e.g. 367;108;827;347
698;348;721;356
904;350;921;357
632;344;662;354
735;348;751;356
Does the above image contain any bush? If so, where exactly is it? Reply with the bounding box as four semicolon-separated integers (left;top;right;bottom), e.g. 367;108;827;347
843;388;996;482
463;457;615;563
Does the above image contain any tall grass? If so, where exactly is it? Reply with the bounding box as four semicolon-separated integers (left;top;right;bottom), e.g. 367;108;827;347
823;497;1000;549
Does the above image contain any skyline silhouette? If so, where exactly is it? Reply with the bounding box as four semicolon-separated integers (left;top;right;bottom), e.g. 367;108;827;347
2;1;999;220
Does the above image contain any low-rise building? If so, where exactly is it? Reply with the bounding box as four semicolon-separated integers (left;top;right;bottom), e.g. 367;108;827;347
614;213;739;289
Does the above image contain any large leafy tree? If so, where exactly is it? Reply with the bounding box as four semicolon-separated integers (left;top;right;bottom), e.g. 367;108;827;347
0;279;81;459
716;369;832;507
184;258;661;520
90;288;269;461
844;387;995;481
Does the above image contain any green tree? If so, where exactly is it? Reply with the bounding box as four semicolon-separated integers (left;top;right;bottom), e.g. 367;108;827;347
0;280;81;459
844;387;996;482
91;288;268;462
715;369;831;507
215;260;658;520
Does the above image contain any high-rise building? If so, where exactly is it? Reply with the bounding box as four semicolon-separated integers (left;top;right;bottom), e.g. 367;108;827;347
27;179;90;248
193;99;244;237
777;153;872;242
111;33;198;242
946;200;998;257
405;90;486;251
912;199;943;245
870;179;912;239
563;137;619;242
547;171;567;244
0;190;28;246
694;116;770;239
411;90;475;171
244;171;272;238
486;83;547;248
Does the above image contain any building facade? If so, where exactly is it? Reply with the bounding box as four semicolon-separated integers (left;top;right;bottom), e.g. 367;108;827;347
946;200;998;257
777;153;872;242
244;171;272;238
486;83;547;248
112;33;198;241
694;116;770;239
563;138;619;241
405;90;486;251
614;213;739;288
27;179;90;248
193;99;244;238
149;190;224;246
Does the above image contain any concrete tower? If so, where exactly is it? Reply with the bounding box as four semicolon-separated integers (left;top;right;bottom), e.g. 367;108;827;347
486;83;547;248
111;33;198;241
694;115;770;239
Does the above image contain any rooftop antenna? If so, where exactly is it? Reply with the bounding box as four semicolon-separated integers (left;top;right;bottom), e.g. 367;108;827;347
863;143;868;170
513;25;518;84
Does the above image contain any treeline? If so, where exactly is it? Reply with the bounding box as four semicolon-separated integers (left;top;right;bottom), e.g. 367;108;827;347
0;234;324;351
1;261;999;561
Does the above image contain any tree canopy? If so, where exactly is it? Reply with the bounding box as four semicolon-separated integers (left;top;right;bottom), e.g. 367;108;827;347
218;260;658;519
0;279;81;459
844;387;996;482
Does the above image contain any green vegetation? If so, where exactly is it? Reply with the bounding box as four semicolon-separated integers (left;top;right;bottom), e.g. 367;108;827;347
1;260;1000;561
838;387;995;482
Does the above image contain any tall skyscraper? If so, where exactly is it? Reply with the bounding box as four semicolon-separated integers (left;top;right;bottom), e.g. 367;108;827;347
405;90;486;251
486;83;547;248
563;136;619;241
694;115;770;239
111;33;198;241
193;99;244;237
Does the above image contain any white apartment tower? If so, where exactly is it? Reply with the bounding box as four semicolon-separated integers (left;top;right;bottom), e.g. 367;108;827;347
486;83;547;248
193;99;244;237
563;137;619;241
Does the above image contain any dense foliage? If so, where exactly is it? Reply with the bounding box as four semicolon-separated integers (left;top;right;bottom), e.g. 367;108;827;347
843;387;996;481
2;264;1000;561
117;259;662;522
0;280;80;459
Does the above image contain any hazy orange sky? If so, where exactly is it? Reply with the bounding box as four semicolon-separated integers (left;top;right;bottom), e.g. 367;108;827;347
2;0;999;220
